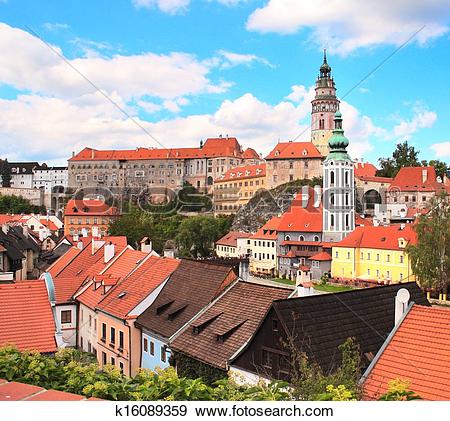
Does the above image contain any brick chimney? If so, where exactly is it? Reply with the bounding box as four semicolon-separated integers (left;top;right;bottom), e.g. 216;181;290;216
422;168;428;184
104;242;115;264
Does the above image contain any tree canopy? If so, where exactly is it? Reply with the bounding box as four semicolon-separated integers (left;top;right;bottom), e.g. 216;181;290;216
0;194;45;214
407;192;450;292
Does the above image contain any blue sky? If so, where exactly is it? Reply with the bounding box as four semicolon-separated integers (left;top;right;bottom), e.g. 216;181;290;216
0;0;449;165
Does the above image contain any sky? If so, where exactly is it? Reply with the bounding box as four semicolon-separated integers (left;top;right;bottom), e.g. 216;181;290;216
0;0;449;166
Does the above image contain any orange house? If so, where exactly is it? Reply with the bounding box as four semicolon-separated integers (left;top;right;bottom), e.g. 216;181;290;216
64;198;120;236
95;255;180;377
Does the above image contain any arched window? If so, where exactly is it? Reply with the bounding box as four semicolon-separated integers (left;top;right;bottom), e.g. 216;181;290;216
285;235;291;241
345;193;349;206
345;171;349;186
314;236;319;242
299;235;305;242
330;170;335;185
345;214;349;229
330;214;335;228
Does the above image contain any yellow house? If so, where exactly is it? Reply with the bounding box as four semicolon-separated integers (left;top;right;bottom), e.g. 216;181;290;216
249;215;281;277
331;224;416;284
214;164;266;216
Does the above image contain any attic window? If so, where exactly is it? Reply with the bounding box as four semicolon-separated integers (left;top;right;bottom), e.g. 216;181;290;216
156;300;175;315
275;150;280;156
380;237;386;242
118;292;126;299
167;304;188;321
192;312;223;335
302;150;308;156
214;320;247;343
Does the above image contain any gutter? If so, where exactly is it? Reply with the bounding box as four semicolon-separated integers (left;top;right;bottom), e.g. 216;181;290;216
359;301;415;385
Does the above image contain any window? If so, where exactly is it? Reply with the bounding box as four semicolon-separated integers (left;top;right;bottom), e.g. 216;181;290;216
110;327;116;345
119;331;124;350
150;341;155;356
400;255;404;264
335;251;339;258
111;357;115;366
376;254;380;261
386;254;391;263
400;273;403;281
272;319;278;332
347;252;351;259
330;171;335;185
262;350;273;368
80;337;83;349
143;337;148;353
367;253;371;260
161;346;167;363
101;323;106;342
119;362;124;373
102;352;107;365
61;310;72;324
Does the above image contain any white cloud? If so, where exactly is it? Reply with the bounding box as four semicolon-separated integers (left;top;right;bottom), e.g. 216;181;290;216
43;22;70;31
246;0;450;54
132;0;189;15
392;108;437;138
430;142;450;158
0;23;228;102
216;50;273;68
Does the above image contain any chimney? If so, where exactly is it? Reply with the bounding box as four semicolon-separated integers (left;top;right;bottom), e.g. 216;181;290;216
400;223;405;230
239;259;249;281
92;226;100;238
81;228;88;237
104;242;115;263
422;169;428;183
91;238;105;255
296;268;313;297
91;149;95;159
394;288;410;325
22;225;29;238
140;237;153;253
73;233;79;242
77;241;84;250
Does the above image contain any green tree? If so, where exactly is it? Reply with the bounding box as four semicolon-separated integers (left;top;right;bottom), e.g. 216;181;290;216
377;141;420;178
428;159;449;180
0;159;11;187
407;192;450;292
176;215;232;258
0;194;45;214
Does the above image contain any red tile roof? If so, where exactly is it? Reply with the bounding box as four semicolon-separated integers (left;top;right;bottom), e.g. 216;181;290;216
69;138;247;162
216;231;250;247
265;142;322;160
334;224;416;251
216;163;266;183
0;215;22;225
0;380;100;401
354;162;378;178
47;247;81;278
40;219;59;231
242;148;260;160
64;199;120;216
171;280;291;369
97;255;180;319
389;166;450;193
0;280;56;353
357;175;393;183
363;305;450;401
251;215;282;240
355;214;374;227
310;251;332;261
276;201;323;233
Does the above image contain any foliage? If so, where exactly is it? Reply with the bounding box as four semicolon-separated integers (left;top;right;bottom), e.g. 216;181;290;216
407;192;450;292
377;141;420;178
378;378;422;401
316;384;356;401
173;352;227;386
0;346;290;401
176;215;232;258
420;159;449;179
0;194;45;214
0;159;11;188
288;337;361;400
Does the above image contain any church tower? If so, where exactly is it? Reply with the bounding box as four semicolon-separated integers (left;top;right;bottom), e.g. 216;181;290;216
311;50;340;157
322;111;355;243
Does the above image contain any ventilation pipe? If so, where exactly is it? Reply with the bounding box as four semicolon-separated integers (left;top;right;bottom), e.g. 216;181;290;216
395;288;410;326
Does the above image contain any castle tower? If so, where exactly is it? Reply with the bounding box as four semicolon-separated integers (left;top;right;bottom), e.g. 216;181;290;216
311;50;340;157
322;111;355;243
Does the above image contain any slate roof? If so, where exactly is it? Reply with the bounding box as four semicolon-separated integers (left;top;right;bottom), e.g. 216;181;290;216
0;280;56;353
363;305;450;401
171;280;291;369
238;283;429;374
136;260;237;339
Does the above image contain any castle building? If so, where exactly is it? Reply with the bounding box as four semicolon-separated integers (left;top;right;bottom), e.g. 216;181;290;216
322;111;355;243
311;50;340;157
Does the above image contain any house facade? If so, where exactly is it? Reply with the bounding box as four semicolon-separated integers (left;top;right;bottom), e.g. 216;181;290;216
215;231;251;258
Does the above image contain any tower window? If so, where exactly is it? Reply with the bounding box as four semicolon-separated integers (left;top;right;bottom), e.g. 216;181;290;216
330;171;335;185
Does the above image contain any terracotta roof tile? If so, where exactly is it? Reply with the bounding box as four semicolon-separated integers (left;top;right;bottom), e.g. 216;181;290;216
0;280;56;353
172;281;291;369
265;142;322;160
251;215;282;240
46;247;81;278
97;256;180;319
363;305;450;401
354;162;378;178
389;166;449;193
216;231;250;247
334;224;416;251
64;199;120;216
310;251;332;261
136;260;237;339
216;164;266;183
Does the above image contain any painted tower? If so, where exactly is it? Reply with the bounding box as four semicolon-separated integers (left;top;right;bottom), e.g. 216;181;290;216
311;50;340;156
322;111;355;243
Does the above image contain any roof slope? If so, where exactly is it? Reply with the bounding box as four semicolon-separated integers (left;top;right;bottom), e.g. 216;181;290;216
96;256;180;319
271;283;429;373
171;281;291;369
216;231;250;247
136;260;237;339
0;280;56;353
64;199;119;216
354;162;377;178
363;305;450;401
216;163;266;182
334;224;416;250
390;166;450;193
265;142;322;160
46;247;81;278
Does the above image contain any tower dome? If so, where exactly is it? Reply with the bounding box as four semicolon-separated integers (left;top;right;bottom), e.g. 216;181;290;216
319;49;331;77
326;111;350;161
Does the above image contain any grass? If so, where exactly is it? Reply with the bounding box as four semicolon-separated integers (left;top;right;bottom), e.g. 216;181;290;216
271;277;295;286
313;283;355;293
